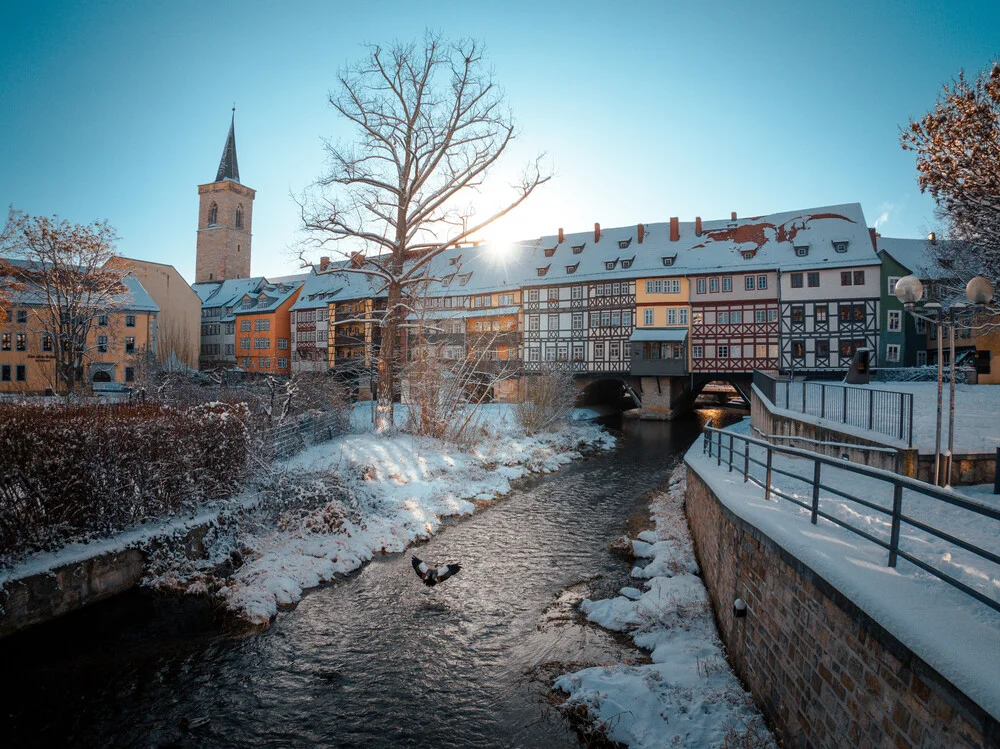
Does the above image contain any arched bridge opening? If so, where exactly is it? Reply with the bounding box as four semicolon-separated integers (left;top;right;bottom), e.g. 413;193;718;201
576;376;641;411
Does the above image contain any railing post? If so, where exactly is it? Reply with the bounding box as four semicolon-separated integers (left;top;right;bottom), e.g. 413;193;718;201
717;431;722;467
801;380;806;413
821;385;826;419
908;398;914;449
898;394;905;441
994;447;1000;495
764;447;773;501
811;460;821;524
843;387;848;424
888;483;903;567
868;388;874;430
743;440;750;482
728;434;734;472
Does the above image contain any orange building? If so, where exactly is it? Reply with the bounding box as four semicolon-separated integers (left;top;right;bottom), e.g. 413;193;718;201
233;282;302;375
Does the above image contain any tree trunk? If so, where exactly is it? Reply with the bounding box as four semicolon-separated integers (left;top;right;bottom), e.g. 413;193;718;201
375;280;402;433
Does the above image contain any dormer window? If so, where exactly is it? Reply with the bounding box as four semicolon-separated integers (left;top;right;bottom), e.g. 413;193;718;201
794;245;809;257
605;259;618;271
458;273;471;286
618;238;632;249
662;255;676;267
449;255;462;266
572;243;586;254
833;241;849;253
537;265;550;277
621;257;634;269
566;263;579;274
241;298;252;309
543;246;557;258
742;250;755;260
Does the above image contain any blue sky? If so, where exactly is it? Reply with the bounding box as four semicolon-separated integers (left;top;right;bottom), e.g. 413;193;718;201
1;0;998;281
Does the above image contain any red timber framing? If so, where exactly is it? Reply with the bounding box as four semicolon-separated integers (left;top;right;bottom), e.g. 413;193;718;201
690;300;779;373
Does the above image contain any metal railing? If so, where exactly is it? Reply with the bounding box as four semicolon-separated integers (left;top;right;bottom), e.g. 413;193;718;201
701;424;1000;614
753;370;914;447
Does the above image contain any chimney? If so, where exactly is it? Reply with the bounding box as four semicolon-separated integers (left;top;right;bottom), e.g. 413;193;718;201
695;217;703;236
637;224;645;244
731;211;737;221
558;227;564;243
868;228;878;251
670;217;679;242
319;256;330;272
594;223;601;243
928;232;937;244
350;252;364;269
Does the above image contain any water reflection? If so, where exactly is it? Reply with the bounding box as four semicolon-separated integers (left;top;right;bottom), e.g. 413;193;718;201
1;409;747;748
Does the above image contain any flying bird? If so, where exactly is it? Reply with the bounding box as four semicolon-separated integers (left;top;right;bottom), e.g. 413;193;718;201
411;555;461;587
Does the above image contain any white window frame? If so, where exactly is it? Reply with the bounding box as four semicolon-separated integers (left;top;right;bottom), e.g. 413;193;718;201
888;310;901;332
644;308;654;326
745;276;755;291
886;344;900;362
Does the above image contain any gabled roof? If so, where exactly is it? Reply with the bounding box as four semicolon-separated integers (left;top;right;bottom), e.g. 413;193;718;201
0;258;159;312
193;276;268;307
877;237;950;281
232;280;303;315
290;263;386;310
215;111;240;183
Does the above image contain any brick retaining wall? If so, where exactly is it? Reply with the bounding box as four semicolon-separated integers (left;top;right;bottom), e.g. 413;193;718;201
685;462;998;748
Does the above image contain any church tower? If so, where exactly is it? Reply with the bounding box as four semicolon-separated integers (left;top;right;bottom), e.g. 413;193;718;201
195;111;255;282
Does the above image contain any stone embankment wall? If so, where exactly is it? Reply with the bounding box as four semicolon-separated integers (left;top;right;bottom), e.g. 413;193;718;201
685;463;997;749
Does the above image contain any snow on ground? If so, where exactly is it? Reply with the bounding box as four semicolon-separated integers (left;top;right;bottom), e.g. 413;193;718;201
146;408;615;626
689;425;1000;722
771;380;1000;453
554;466;776;748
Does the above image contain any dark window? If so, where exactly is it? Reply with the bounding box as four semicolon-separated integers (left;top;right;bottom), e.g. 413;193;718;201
841;271;852;286
621;259;633;269
125;367;135;382
618;239;631;249
572;244;585;254
97;335;108;353
208;203;218;226
792;340;805;359
1;365;9;381
840;339;864;357
790;273;803;288
15;309;27;324
853;304;865;322
544;247;556;257
125;336;135;354
853;270;865;286
816;339;830;357
833;241;848;253
605;261;616;271
807;272;820;287
791;306;805;324
126;315;136;328
662;256;675;267
235;205;243;229
42;334;52;352
15;364;25;382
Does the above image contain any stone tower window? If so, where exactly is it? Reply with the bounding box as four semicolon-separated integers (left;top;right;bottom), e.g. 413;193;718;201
236;205;243;229
208;203;218;226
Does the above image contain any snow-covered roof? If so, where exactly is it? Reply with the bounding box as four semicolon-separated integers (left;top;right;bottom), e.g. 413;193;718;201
290;265;385;310
405;305;520;321
193;276;268;307
630;327;688;342
0;259;159;312
232;281;303;316
877;237;950;280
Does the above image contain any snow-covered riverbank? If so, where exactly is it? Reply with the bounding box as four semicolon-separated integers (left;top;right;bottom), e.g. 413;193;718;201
554;466;775;748
146;408;615;626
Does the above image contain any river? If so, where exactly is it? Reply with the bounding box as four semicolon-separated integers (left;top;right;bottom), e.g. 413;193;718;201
2;408;746;749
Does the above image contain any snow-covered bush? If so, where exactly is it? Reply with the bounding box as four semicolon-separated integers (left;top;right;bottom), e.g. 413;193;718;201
0;401;261;564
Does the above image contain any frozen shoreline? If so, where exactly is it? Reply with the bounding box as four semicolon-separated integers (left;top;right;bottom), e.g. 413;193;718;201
554;465;775;748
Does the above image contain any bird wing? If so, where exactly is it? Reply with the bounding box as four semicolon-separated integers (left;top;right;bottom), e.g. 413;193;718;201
435;563;461;583
412;556;429;580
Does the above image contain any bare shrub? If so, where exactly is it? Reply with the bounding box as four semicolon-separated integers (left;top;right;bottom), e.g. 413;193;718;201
514;368;577;436
0;401;261;564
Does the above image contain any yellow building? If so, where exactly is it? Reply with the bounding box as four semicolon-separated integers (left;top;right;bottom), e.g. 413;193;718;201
0;268;158;394
106;256;200;370
635;276;690;328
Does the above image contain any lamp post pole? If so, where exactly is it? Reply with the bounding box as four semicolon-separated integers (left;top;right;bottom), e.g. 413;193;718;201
947;312;957;488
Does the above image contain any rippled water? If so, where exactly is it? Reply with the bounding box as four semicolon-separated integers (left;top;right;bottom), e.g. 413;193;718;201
2;408;745;749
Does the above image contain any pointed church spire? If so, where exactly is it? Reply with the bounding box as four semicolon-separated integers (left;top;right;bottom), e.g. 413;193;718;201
215;108;240;183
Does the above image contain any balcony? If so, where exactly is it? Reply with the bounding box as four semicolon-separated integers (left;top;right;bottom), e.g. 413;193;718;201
629;327;688;376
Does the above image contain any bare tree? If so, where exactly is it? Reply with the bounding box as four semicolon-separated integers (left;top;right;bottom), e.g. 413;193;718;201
299;33;550;432
514;367;578;436
902;59;1000;303
0;208;131;394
